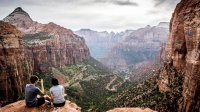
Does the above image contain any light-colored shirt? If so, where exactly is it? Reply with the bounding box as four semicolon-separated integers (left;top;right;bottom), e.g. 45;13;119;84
50;85;65;104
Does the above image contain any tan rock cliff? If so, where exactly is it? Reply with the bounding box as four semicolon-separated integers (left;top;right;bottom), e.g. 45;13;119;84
0;21;31;106
158;0;200;111
3;7;90;73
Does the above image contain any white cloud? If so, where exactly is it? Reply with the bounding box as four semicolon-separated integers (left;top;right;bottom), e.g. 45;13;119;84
0;0;180;32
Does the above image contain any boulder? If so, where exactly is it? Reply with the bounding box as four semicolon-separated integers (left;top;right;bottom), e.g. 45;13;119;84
107;108;156;112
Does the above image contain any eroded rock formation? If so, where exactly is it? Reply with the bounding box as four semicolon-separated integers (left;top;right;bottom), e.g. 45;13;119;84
0;7;90;107
100;22;169;72
0;21;31;106
158;0;200;111
74;29;130;59
3;7;90;73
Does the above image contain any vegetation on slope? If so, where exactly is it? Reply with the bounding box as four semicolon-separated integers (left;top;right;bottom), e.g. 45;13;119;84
23;32;54;45
34;57;125;112
95;66;183;112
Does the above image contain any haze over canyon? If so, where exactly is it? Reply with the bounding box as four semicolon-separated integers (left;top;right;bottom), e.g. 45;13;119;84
0;0;199;112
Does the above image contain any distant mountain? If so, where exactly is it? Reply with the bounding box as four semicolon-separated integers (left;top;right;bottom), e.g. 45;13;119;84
101;22;169;72
74;29;134;59
3;7;90;73
157;22;169;28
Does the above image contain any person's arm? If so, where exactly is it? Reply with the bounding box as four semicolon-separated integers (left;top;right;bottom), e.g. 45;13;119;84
40;79;45;96
62;86;67;97
62;87;64;96
50;91;54;102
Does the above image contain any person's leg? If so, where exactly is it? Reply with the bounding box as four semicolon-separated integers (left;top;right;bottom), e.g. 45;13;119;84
44;95;51;101
35;97;45;107
53;101;65;107
60;101;65;106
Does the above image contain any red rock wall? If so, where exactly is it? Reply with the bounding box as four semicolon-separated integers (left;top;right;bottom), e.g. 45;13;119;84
3;8;90;73
23;23;90;73
0;21;32;106
160;0;200;111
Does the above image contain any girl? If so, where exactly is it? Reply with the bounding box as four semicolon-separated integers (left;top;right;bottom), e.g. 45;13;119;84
50;78;66;107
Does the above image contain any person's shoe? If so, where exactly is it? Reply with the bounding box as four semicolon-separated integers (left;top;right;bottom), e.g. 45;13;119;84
53;107;60;112
45;100;51;105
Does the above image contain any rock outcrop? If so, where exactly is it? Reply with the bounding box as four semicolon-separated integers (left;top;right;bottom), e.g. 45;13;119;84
0;21;31;106
158;0;200;111
0;100;81;112
3;7;90;73
107;108;156;112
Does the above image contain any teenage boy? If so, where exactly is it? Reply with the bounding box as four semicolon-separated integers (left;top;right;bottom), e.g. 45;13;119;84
25;75;51;107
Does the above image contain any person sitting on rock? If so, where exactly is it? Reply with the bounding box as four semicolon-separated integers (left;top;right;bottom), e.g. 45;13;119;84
25;75;51;107
50;78;66;107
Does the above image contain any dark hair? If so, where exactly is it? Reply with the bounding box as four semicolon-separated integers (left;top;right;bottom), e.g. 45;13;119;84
51;78;59;86
30;75;39;84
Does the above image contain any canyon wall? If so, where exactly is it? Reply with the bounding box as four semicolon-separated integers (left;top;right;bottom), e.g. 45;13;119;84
159;0;200;111
0;21;31;106
101;23;169;72
0;7;90;106
3;7;90;73
76;23;169;72
75;29;131;59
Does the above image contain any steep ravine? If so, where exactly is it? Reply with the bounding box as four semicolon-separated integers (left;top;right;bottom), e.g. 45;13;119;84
95;0;200;111
1;0;200;111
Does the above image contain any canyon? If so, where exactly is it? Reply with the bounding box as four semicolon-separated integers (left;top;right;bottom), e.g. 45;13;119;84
0;7;91;106
0;0;200;111
75;29;133;59
75;23;169;72
102;22;169;72
0;7;124;111
96;0;200;111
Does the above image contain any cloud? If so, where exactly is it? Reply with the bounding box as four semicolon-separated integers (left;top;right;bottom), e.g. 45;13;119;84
95;0;139;6
154;0;167;7
113;0;138;6
19;0;139;6
0;0;179;32
153;0;180;7
147;0;180;16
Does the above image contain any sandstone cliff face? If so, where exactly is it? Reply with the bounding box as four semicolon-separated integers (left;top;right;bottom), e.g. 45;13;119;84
3;7;90;73
159;0;200;111
0;21;31;106
75;29;130;59
101;23;169;72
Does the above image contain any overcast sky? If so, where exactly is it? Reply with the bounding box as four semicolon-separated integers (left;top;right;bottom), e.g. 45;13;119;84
0;0;180;32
